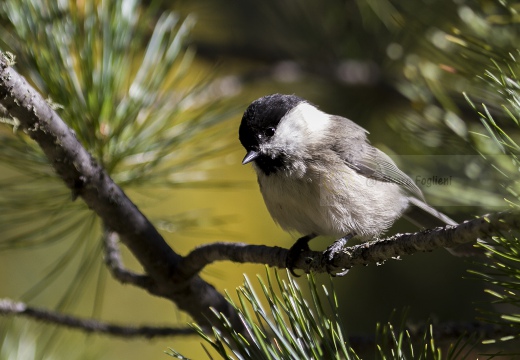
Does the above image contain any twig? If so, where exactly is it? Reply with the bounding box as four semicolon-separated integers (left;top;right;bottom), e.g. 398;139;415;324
0;52;241;331
177;211;519;275
177;242;287;279
102;229;155;289
2;297;513;344
0;298;194;338
320;211;519;273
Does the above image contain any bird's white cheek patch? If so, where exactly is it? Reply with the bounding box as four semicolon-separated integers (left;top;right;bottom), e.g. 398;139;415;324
292;102;331;133
273;102;331;149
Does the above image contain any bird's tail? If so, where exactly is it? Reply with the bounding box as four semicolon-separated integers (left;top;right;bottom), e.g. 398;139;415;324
403;197;480;256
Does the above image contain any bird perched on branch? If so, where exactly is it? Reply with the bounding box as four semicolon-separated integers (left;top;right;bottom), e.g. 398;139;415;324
239;93;462;276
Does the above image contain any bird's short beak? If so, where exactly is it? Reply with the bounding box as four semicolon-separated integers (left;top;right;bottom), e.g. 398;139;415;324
242;150;260;165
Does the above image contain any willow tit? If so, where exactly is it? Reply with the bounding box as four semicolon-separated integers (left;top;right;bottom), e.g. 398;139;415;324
239;94;458;275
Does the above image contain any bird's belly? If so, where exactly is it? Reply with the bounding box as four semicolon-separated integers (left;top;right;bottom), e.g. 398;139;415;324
262;178;334;236
258;168;409;239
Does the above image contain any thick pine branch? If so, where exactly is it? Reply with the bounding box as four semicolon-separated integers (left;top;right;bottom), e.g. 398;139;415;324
0;53;241;331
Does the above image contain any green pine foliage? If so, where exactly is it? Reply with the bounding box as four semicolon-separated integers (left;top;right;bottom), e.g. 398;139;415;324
464;52;520;351
463;57;520;203
167;269;478;360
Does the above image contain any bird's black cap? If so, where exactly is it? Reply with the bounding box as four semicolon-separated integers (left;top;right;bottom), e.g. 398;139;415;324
239;94;305;151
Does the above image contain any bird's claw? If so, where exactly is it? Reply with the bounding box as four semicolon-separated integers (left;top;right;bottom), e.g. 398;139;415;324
286;234;352;277
323;236;351;277
286;236;313;277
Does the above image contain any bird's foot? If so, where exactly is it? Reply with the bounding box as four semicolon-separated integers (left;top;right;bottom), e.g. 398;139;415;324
286;234;316;277
323;234;354;277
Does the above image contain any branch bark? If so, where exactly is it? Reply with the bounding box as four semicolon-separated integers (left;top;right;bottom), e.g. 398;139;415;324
319;211;519;273
176;211;519;275
102;229;155;289
0;53;241;331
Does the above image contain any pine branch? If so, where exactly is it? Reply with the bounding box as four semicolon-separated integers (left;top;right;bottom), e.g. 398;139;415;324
0;53;241;331
6;292;506;346
321;211;519;273
178;242;287;278
102;229;155;289
0;298;194;338
176;211;519;276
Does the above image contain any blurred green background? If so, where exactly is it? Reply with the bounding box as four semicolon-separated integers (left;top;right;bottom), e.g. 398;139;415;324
0;0;517;358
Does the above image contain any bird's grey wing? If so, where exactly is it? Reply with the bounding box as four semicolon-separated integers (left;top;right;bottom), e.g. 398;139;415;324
352;146;425;201
329;116;424;200
329;117;482;256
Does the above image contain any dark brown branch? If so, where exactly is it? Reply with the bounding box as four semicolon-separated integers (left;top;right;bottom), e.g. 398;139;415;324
2;297;514;345
177;211;519;275
178;242;287;279
102;229;155;289
0;53;241;330
0;298;194;338
320;211;519;273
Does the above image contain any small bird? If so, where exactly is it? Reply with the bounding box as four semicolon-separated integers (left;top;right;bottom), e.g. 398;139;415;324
239;93;459;275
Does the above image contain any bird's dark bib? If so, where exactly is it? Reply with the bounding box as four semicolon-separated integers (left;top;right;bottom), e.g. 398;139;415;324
255;154;285;176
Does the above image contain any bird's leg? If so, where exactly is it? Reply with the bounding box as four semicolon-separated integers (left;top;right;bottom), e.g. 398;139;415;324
323;233;355;276
286;234;317;277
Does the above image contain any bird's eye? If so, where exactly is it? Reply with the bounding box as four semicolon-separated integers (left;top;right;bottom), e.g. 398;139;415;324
265;127;276;137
